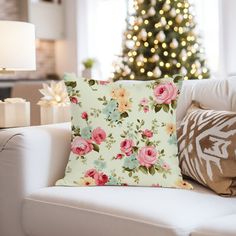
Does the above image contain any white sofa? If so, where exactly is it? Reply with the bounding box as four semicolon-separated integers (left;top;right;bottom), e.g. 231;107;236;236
0;79;236;236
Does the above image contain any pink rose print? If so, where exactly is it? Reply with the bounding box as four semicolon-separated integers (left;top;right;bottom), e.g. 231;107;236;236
140;98;148;106
120;139;134;156
137;146;158;168
81;112;88;120
70;96;78;104
85;169;98;178
99;80;110;85
143;106;149;113
71;137;93;156
142;129;153;138
94;172;109;186
92;127;106;145
154;82;178;104
162;162;170;171
116;154;124;159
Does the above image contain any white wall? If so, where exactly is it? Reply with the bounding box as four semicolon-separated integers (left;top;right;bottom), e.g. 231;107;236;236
220;0;236;77
55;0;78;76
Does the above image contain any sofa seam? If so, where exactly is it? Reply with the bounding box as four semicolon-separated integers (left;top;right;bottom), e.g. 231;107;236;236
0;133;23;153
24;197;191;235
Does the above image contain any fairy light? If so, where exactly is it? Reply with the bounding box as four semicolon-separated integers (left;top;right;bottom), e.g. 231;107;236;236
171;52;176;58
165;25;170;30
159;10;164;15
148;32;152;37
130;74;135;79
174;26;178;32
184;9;188;14
162;42;167;48
143;58;148;62
136;41;141;46
176;63;181;68
141;10;146;15
187;51;192;57
140;68;145;73
176;9;180;14
151;48;155;53
144;19;149;25
166;63;170;68
129;58;134;62
137;62;142;67
185;3;189;8
154;39;159;44
159;61;164;66
168;20;173;26
164;75;169;78
181;41;186;46
164;51;168;56
184;14;188;19
133;36;137;41
128;52;132;57
144;42;149;47
155;23;161;28
177;3;182;7
203;68;208;73
133;51;137;56
184;76;188;80
134;25;139;31
127;34;132;39
198;75;203;79
179;27;184;34
147;71;153;77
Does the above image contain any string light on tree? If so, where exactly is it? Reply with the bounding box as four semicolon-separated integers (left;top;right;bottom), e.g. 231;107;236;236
113;0;210;81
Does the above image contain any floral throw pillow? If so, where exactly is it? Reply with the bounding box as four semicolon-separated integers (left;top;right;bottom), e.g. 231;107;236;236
56;74;192;189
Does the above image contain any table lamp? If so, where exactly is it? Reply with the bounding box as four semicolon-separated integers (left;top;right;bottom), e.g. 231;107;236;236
0;21;36;128
0;21;36;73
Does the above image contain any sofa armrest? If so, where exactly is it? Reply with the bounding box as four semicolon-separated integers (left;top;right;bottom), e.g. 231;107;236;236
0;123;71;236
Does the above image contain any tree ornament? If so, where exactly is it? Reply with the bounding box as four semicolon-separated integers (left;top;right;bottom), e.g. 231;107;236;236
148;7;156;16
160;17;167;26
181;49;187;57
151;0;156;6
170;39;179;49
176;14;184;24
181;67;187;75
195;60;201;68
156;31;166;42
126;40;135;49
153;67;162;78
163;2;171;12
139;29;147;40
150;54;160;63
136;17;143;25
136;54;144;62
169;8;176;17
124;66;131;75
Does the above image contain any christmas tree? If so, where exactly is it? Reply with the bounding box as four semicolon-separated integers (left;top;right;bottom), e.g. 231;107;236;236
112;0;210;81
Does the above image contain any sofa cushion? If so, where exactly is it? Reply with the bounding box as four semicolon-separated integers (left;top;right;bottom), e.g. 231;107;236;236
192;214;236;236
22;181;236;236
57;74;189;188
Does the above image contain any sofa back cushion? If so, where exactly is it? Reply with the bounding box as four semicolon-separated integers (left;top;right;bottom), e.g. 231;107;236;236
177;79;232;126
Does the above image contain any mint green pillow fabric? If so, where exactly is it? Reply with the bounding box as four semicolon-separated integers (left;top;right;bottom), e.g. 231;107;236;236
56;74;192;189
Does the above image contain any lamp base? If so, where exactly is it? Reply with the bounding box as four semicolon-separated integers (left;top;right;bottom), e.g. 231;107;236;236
0;68;15;74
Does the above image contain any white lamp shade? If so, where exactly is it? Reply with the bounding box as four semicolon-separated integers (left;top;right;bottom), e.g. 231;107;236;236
0;21;36;71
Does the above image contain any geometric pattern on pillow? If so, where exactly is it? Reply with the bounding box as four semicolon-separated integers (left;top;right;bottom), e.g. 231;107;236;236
56;74;192;189
178;102;236;196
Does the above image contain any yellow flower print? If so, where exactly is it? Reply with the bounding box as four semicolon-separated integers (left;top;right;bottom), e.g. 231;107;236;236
118;98;132;113
166;123;176;135
77;177;95;186
175;179;193;190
